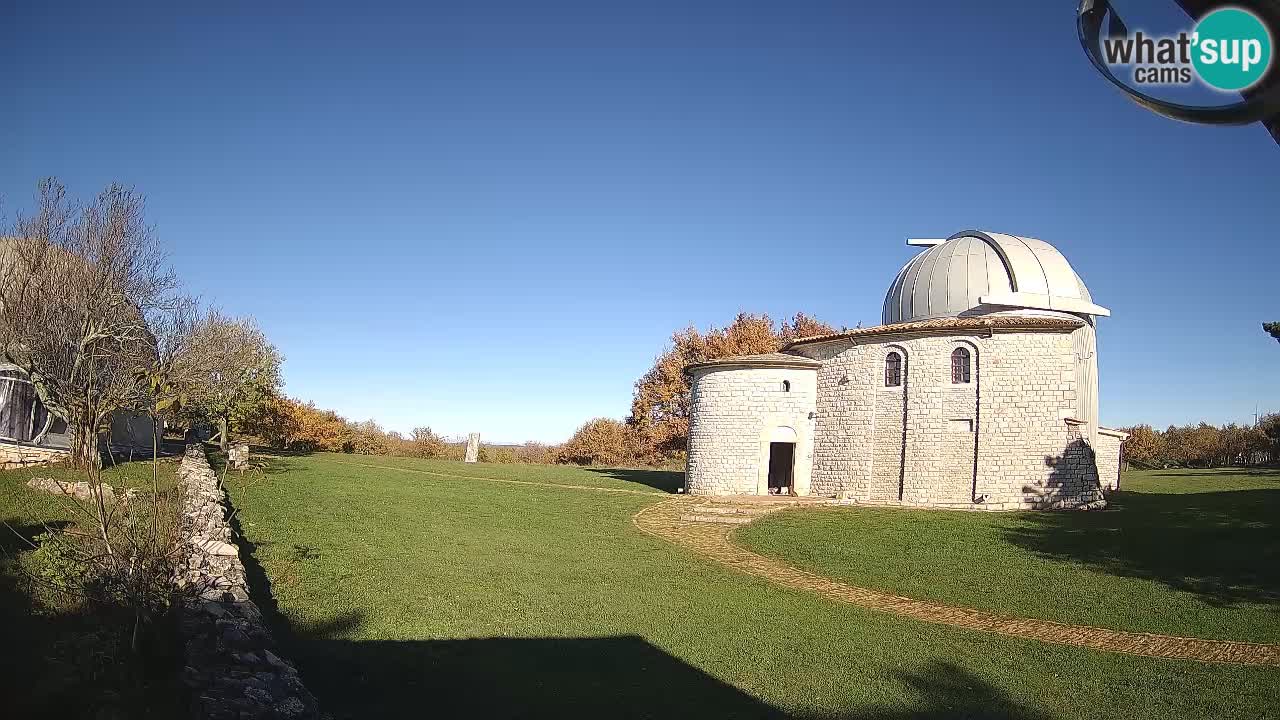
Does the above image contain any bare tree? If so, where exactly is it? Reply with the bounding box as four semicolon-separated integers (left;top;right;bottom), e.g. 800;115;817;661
0;181;190;660
0;179;178;468
0;179;179;593
174;310;283;450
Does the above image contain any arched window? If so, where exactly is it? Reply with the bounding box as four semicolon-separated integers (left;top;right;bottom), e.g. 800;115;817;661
951;347;971;384
782;380;791;392
885;352;902;387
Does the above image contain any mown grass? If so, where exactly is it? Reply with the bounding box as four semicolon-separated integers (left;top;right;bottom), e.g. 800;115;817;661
226;453;1279;720
738;468;1280;644
0;453;184;718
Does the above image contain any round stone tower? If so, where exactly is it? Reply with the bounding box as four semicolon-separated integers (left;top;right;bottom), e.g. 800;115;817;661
684;353;819;496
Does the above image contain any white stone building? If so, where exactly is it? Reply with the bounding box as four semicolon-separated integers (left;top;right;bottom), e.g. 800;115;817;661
684;231;1127;510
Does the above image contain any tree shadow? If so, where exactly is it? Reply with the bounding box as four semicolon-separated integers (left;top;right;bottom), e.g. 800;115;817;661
0;525;182;718
204;444;303;477
229;501;1055;720
248;444;315;458
0;519;71;553
810;660;1058;720
1147;469;1280;479
584;467;684;493
278;626;1055;720
1019;438;1105;510
1003;483;1280;607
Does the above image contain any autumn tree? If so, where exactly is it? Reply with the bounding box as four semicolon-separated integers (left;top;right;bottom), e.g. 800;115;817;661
628;312;837;458
0;180;188;655
557;417;644;466
239;393;302;448
1117;424;1164;468
344;419;388;455
0;179;178;468
176;311;283;450
409;426;449;458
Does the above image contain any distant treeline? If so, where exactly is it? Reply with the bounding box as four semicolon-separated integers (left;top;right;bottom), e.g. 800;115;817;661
236;312;1278;472
238;395;560;464
1118;416;1279;469
240;313;836;468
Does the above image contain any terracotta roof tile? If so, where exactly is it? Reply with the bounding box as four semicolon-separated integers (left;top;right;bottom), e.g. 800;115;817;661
785;316;1083;348
684;352;821;373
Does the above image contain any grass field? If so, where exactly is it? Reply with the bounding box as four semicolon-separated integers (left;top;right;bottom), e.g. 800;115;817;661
739;468;1280;645
221;453;1279;719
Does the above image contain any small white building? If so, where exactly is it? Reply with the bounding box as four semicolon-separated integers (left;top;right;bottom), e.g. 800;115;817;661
684;231;1127;510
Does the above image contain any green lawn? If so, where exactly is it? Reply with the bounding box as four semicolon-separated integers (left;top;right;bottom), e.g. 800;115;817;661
738;468;1280;645
224;453;1279;720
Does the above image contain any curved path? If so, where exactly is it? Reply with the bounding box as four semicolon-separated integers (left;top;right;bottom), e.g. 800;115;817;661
632;497;1280;667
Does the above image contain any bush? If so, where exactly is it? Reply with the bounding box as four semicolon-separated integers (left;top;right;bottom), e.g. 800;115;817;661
1118;420;1274;468
557;418;645;466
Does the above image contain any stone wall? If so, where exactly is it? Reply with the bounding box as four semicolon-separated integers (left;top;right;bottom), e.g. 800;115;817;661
0;441;69;470
794;327;1110;510
1095;430;1125;491
174;445;322;719
685;366;817;495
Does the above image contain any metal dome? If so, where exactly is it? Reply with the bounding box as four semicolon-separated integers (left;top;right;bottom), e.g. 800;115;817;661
881;231;1110;325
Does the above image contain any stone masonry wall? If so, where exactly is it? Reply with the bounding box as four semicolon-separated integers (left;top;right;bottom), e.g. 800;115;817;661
1095;432;1123;492
794;328;1109;510
869;359;906;502
174;445;322;720
686;366;817;495
0;441;69;470
801;339;872;498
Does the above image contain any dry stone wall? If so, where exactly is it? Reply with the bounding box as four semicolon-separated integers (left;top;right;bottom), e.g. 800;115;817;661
174;445;322;720
0;442;69;469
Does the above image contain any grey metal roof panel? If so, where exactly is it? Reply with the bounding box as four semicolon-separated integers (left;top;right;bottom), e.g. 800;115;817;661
881;230;1108;324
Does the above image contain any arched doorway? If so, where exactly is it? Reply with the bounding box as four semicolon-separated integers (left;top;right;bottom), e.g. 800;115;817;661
767;426;798;495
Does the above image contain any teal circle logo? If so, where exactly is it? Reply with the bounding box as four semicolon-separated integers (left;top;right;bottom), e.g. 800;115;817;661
1191;7;1273;91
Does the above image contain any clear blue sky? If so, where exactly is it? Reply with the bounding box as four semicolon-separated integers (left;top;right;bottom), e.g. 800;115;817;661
4;1;1277;443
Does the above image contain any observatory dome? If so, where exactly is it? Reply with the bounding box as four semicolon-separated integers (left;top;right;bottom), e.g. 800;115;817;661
881;230;1109;325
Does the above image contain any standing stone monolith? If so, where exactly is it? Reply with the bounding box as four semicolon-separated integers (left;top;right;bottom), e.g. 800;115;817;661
464;433;480;463
228;443;250;470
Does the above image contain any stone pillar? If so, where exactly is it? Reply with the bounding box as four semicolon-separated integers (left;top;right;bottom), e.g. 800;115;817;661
228;443;250;470
464;433;480;463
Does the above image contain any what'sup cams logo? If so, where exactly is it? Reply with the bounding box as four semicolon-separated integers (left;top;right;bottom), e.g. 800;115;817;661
1078;1;1280;134
1100;6;1272;90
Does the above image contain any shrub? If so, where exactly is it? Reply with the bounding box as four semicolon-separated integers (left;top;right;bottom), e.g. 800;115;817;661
557;418;644;466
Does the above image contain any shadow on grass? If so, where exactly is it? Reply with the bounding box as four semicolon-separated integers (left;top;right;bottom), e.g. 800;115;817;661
1147;468;1280;479
0;528;183;718
0;519;71;553
227;494;1053;719
1003;486;1280;607
585;467;684;493
283;632;1054;720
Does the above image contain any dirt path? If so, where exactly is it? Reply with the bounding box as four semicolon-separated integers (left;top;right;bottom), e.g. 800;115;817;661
632;497;1280;667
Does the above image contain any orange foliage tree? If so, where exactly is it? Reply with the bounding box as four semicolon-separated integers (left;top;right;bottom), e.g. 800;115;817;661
628;312;837;459
243;395;351;451
557;418;645;466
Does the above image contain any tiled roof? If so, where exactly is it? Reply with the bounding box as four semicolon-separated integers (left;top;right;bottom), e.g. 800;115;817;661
785;316;1083;348
684;352;822;373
